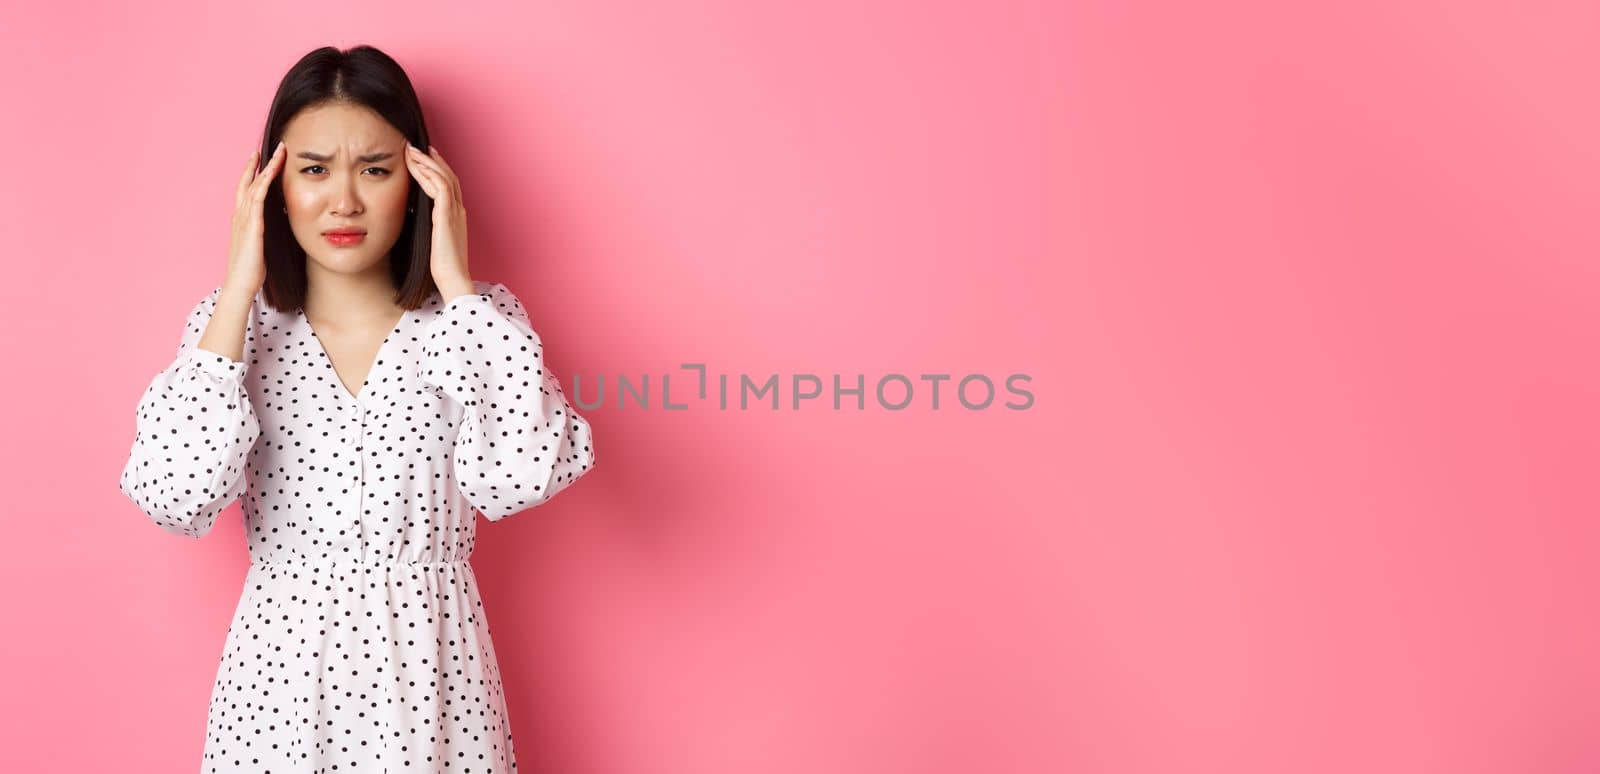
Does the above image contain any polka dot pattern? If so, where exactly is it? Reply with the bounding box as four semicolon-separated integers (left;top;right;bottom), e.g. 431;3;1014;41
118;279;597;772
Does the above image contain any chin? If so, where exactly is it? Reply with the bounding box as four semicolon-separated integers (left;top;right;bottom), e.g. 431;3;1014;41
306;251;386;274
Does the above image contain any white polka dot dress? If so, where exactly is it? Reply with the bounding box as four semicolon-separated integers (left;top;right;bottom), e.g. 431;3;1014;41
118;279;597;773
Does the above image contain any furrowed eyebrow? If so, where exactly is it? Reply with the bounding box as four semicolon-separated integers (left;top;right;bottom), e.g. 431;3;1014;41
294;150;396;163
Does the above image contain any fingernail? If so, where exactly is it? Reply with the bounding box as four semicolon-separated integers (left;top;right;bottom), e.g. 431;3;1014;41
275;140;284;153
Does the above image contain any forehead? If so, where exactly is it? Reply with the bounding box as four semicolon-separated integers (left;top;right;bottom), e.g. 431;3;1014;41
281;103;403;151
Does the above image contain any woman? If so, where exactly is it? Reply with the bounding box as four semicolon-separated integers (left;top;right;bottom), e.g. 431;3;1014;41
117;45;597;772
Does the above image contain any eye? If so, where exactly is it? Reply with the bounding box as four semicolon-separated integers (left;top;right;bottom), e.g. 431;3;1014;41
298;166;392;176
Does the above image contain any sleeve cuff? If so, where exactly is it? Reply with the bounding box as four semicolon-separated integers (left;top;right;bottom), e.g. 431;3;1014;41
184;347;247;381
440;289;495;316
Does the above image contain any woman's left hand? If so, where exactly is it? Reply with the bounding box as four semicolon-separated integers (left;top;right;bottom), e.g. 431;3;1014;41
405;142;474;299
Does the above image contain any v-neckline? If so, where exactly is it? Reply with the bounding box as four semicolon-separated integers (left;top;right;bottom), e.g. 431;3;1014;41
300;305;410;403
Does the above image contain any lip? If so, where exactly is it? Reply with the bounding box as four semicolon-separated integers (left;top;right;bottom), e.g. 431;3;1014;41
324;232;366;246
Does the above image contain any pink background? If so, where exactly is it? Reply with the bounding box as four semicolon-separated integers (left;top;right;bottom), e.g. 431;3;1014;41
2;1;1596;772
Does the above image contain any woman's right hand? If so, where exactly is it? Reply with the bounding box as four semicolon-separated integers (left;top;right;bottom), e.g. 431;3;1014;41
223;140;287;297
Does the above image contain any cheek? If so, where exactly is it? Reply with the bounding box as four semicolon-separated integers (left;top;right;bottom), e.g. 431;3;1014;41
283;185;319;216
377;182;410;212
368;185;410;229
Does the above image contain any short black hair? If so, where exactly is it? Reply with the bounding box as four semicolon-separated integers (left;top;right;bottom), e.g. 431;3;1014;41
257;44;437;311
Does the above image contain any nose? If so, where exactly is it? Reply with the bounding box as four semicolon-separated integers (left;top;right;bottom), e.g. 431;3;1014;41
330;172;363;217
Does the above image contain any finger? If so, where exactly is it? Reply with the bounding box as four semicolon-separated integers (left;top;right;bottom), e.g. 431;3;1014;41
248;143;278;201
250;142;286;203
406;148;445;200
264;140;287;175
237;150;258;206
411;163;448;205
428;146;465;209
408;164;441;202
407;143;443;176
410;146;457;208
426;145;456;182
403;149;441;199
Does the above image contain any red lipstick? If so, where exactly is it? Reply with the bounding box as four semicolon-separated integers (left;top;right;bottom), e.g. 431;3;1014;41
323;227;366;247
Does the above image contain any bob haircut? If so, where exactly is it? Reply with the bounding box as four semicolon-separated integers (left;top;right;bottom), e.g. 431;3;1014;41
256;45;437;312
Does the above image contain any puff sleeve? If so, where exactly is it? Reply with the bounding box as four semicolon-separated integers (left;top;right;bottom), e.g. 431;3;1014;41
419;281;597;520
118;287;261;539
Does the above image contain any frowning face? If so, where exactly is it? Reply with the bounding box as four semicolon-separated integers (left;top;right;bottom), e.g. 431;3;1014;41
279;102;411;278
